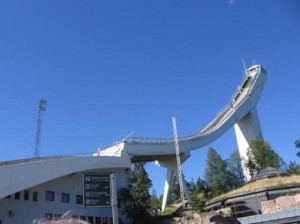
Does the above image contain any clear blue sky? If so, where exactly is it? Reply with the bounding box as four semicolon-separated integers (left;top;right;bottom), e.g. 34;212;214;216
0;1;299;196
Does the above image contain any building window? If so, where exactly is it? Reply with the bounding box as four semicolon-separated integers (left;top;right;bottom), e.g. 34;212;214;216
33;191;38;201
80;216;86;221
72;215;78;219
5;195;11;199
46;191;55;201
61;193;70;203
45;213;53;220
24;190;30;201
15;192;21;200
76;195;83;204
95;217;101;224
103;217;108;224
54;214;62;220
88;216;94;224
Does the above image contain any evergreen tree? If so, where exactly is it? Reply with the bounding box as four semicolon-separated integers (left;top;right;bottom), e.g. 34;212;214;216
194;177;208;193
119;163;153;224
149;188;161;209
244;149;260;178
249;140;286;170
295;137;300;158
190;177;209;211
286;161;300;175
189;178;196;193
204;147;237;196
228;149;245;186
168;175;180;204
131;163;152;208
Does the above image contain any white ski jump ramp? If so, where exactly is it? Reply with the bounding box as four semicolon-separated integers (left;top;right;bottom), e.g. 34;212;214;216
95;64;267;210
95;64;267;162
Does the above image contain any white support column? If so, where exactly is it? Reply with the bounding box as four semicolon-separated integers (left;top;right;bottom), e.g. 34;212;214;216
156;152;190;211
161;167;174;211
160;165;191;211
234;109;263;180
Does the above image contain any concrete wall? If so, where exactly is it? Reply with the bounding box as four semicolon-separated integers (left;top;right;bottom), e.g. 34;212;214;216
261;194;300;214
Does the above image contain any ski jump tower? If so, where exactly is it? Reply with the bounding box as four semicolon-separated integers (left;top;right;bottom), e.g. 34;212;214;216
95;64;267;211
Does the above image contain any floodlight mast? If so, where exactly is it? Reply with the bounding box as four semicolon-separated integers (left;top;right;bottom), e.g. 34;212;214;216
34;98;47;158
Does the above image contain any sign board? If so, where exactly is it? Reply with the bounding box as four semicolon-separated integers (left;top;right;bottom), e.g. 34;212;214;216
83;174;111;207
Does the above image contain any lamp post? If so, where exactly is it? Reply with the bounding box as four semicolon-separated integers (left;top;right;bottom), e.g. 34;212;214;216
34;98;47;158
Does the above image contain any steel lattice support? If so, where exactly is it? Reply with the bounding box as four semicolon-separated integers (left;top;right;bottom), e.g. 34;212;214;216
172;115;185;207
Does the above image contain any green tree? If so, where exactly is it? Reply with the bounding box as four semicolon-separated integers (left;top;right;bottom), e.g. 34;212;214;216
228;149;245;186
190;177;209;211
251;140;285;169
295;137;300;158
189;178;196;193
119;163;153;224
244;149;260;179
190;177;208;192
204;147;237;197
149;188;161;209
131;163;152;207
286;161;300;175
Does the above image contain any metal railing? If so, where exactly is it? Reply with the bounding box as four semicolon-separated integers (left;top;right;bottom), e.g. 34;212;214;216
127;67;261;145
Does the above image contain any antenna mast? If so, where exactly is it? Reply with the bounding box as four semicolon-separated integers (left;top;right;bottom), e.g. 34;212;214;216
172;115;185;207
34;98;47;157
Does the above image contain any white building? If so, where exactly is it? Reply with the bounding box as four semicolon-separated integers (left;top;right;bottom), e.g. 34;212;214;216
0;156;131;224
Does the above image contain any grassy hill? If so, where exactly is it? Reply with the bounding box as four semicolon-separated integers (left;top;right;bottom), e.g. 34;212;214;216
207;175;300;205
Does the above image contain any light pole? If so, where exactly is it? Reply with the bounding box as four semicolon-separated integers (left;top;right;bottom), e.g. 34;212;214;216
34;98;47;158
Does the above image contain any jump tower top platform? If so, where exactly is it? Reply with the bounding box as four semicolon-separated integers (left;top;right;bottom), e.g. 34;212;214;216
95;64;267;211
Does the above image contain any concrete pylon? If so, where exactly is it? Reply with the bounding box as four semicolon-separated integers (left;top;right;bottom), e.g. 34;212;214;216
156;153;191;211
234;109;263;180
